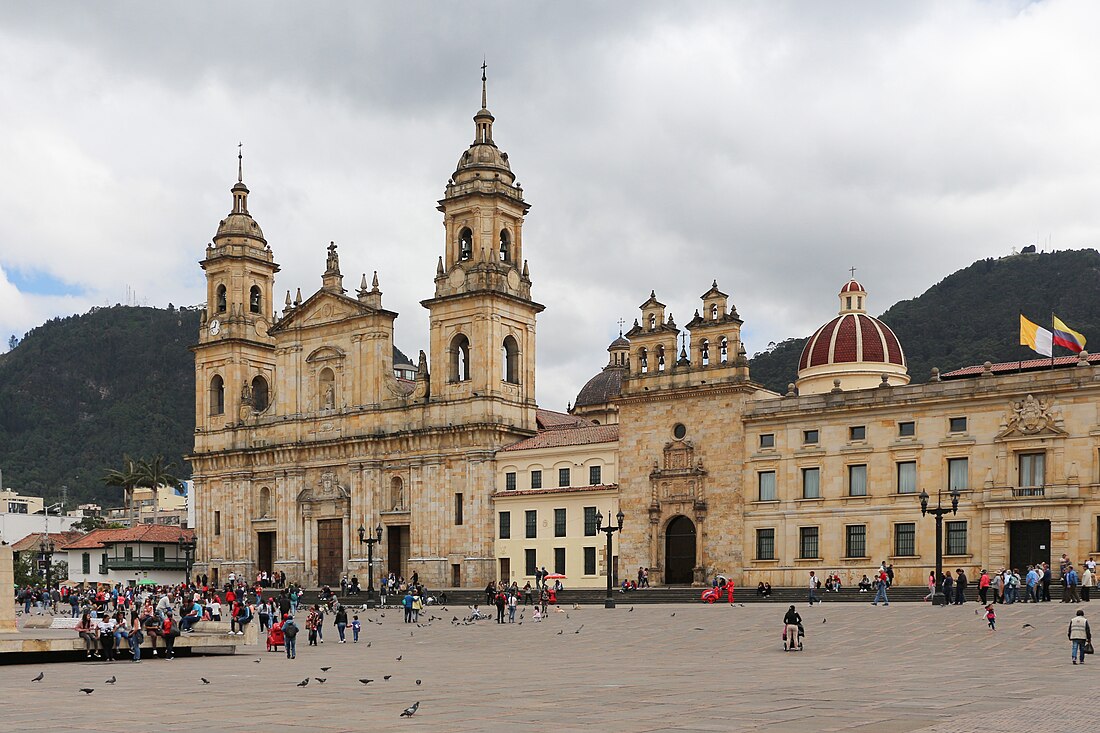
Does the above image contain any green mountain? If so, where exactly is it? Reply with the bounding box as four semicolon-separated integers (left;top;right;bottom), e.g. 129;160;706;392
748;249;1100;393
2;249;1097;506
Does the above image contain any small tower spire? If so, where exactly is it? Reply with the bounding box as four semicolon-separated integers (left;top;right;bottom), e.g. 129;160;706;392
481;58;488;110
237;142;243;183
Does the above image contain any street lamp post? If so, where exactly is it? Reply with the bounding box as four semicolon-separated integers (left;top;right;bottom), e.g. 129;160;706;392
357;522;384;609
595;509;624;609
178;533;197;586
38;536;55;590
919;487;960;607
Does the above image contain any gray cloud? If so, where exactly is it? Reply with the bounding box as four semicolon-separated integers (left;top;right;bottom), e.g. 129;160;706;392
1;1;1098;409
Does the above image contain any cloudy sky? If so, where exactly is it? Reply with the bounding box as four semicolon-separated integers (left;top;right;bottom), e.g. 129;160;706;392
2;1;1098;409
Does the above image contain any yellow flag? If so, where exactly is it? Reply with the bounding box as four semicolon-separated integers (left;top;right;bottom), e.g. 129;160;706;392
1020;315;1052;357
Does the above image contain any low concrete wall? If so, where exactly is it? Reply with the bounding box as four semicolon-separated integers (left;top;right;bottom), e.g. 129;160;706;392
0;545;15;633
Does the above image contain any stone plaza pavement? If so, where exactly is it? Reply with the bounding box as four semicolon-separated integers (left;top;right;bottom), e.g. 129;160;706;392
0;600;1093;732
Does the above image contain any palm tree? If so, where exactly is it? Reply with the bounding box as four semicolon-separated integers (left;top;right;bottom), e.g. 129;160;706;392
101;455;142;526
137;456;180;526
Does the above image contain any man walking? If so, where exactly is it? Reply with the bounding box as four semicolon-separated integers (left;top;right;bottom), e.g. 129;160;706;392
1068;609;1091;665
954;569;968;605
1042;563;1052;602
1026;566;1040;603
872;568;889;606
808;571;820;606
1067;566;1082;603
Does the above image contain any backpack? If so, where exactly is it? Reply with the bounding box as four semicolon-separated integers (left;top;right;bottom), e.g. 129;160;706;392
284;622;298;638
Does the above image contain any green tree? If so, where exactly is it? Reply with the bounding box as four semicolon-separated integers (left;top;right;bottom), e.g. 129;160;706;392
136;455;180;526
101;455;142;525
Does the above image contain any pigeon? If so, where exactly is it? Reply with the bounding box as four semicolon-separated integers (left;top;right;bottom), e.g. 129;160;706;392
314;678;327;684
201;678;210;685
80;688;95;695
452;616;459;623
670;613;676;617
416;679;422;685
105;676;116;684
629;607;634;612
384;675;392;681
253;659;262;664
693;627;705;631
367;642;372;648
31;672;43;682
556;629;563;635
822;619;827;624
320;666;331;672
400;701;420;717
396;656;402;661
359;679;374;684
297;678;310;687
575;625;585;634
1023;623;1034;629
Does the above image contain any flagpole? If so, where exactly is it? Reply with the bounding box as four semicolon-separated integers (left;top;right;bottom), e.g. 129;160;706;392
1051;312;1056;370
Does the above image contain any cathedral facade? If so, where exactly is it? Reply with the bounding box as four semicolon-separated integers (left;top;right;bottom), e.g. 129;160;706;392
190;78;541;588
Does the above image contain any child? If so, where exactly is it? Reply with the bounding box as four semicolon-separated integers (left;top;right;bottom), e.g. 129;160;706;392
352;615;361;643
985;604;996;631
533;606;543;622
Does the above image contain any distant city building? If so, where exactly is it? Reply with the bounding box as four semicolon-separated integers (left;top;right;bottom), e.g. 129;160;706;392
59;525;195;587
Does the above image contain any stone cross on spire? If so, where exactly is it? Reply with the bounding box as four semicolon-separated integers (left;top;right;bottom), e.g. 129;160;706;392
237;142;243;183
481;58;488;110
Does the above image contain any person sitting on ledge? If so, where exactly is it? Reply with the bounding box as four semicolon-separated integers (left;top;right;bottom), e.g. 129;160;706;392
858;575;872;593
757;582;767;597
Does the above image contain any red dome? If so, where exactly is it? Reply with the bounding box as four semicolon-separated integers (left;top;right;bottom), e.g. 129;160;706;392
798;313;905;370
840;279;865;293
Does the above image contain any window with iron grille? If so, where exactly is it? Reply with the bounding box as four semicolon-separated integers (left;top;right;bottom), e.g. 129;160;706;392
525;510;537;539
530;470;542;489
584;506;598;536
505;472;516;491
499;512;511;539
756;528;775;560
799;527;819;559
846;525;866;558
584;547;597;575
946;521;967;555
554;508;566;537
894;523;916;556
558;468;570;487
589;465;602;485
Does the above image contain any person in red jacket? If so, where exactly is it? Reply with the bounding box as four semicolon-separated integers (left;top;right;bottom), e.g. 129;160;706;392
978;570;991;605
726;579;735;604
162;612;177;659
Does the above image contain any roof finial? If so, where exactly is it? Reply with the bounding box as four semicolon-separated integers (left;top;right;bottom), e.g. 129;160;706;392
617;317;626;336
848;265;856;279
237;142;243;183
481;57;488;110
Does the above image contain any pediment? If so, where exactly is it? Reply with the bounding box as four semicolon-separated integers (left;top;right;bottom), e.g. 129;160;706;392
297;470;350;503
271;290;374;333
996;394;1066;440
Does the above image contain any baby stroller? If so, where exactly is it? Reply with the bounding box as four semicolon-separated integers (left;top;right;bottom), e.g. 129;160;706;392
781;623;805;651
266;621;285;652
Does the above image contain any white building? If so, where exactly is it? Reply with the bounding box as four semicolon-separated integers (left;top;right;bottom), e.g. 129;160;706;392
60;525;196;587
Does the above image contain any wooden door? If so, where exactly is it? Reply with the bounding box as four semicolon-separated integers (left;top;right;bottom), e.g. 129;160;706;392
316;519;343;586
665;515;697;584
1010;520;1051;571
499;557;510;583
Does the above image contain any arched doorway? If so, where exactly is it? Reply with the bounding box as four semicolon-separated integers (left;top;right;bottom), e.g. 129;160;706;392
665;515;697;584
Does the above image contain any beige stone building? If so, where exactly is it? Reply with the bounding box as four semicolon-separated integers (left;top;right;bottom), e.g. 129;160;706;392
190;76;542;588
493;410;619;588
599;276;1100;587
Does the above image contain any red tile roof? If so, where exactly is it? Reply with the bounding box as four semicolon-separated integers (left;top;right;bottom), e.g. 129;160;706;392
60;525;194;550
535;409;594;430
942;352;1100;378
502;424;619;451
10;531;85;552
494;483;619;497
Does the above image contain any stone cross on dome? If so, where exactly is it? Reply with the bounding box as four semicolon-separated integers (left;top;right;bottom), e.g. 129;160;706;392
849;266;856;279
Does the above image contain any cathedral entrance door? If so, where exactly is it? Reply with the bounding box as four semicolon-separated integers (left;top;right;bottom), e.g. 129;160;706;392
1009;520;1051;573
257;531;275;576
316;519;343;587
388;526;410;579
665;515;697;585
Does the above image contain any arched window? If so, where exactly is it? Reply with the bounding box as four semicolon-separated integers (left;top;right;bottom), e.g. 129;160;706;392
458;227;473;261
648;313;656;330
249;285;262;314
657;344;666;372
251;375;269;412
502;335;519;384
710;303;719;320
700;338;710;366
639;347;648;374
319;367;336;409
216;284;227;313
450;334;471;382
390;476;404;511
258;486;271;518
719;337;729;363
209;375;225;415
499;229;511;262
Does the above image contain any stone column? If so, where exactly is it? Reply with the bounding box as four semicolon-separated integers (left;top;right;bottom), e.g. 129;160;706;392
0;544;16;632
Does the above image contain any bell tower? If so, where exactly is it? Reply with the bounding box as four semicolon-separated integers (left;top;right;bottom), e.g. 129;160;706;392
193;148;279;442
422;66;542;428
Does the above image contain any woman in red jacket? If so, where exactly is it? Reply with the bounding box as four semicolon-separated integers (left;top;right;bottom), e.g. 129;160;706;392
162;611;177;660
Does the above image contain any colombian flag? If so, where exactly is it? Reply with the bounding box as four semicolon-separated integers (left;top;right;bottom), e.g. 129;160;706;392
1020;315;1053;357
1052;315;1086;353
